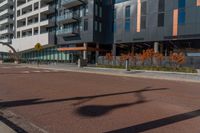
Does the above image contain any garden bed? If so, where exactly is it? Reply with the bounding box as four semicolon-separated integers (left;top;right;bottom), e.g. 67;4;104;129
97;65;197;73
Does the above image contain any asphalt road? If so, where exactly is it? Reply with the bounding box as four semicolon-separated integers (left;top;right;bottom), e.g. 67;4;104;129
0;64;200;133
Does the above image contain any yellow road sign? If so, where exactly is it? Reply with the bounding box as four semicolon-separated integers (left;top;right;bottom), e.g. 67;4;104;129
35;43;43;51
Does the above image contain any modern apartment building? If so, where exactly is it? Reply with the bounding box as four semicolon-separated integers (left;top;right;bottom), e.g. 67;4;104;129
13;0;56;51
1;0;200;63
113;0;200;56
8;0;113;63
0;0;14;56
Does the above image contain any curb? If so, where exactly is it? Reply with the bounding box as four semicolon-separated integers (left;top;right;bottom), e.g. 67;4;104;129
24;65;200;84
86;67;198;75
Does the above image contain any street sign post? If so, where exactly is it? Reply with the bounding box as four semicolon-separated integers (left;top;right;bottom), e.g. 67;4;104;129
34;43;43;67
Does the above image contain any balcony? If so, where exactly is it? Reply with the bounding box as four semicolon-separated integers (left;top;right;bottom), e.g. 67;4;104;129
57;28;80;37
0;18;14;25
57;12;80;24
0;0;13;10
0;9;13;18
0;38;11;43
61;0;87;8
0;28;13;35
17;5;55;20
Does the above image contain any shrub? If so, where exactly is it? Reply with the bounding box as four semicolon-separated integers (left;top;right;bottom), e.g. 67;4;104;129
169;52;185;68
105;53;113;65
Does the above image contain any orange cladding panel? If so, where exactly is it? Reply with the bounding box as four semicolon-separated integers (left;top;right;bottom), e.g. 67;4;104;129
137;0;141;32
173;9;178;37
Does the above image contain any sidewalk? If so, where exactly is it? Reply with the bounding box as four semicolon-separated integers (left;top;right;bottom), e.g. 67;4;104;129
0;121;16;133
0;115;16;133
20;63;200;83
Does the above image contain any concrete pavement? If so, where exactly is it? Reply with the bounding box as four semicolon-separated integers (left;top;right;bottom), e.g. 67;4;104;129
0;121;16;133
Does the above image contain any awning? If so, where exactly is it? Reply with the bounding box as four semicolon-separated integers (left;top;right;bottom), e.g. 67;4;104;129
58;47;108;52
58;47;86;51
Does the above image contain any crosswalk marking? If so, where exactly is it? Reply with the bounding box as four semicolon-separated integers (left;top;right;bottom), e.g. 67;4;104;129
21;71;30;74
18;70;63;74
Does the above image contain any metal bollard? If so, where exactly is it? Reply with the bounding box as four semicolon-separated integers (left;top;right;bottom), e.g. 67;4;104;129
125;59;130;71
78;59;81;68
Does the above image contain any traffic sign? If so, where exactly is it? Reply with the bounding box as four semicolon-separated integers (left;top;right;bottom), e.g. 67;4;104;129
35;43;43;51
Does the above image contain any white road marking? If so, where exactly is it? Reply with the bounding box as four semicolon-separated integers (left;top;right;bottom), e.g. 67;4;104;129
1;67;10;69
33;71;41;73
43;70;50;72
21;71;30;74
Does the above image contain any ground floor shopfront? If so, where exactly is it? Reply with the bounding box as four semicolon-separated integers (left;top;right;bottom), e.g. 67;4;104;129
3;39;200;64
20;43;111;64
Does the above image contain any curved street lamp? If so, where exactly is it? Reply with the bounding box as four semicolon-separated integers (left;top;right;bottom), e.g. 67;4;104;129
0;41;19;63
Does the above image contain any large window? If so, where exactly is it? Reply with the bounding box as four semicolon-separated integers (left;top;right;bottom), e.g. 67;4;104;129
141;1;147;29
114;9;117;32
178;0;186;25
158;0;165;27
84;19;88;31
125;6;131;32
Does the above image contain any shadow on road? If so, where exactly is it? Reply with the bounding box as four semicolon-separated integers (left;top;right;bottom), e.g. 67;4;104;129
0;87;168;109
75;87;168;117
76;100;147;117
106;109;200;133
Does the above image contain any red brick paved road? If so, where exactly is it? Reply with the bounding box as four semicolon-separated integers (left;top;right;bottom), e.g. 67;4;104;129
0;64;200;133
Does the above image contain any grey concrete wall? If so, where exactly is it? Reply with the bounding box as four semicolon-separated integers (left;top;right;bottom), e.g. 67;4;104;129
114;0;200;43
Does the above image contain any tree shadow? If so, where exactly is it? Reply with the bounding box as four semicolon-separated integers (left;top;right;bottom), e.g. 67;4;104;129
106;109;200;133
0;87;169;110
75;87;168;117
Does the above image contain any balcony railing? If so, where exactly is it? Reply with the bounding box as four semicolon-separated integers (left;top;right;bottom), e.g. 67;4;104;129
56;28;80;36
57;12;80;23
61;0;87;8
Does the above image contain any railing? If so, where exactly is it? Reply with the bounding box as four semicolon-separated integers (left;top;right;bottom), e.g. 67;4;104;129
56;28;80;35
57;12;80;22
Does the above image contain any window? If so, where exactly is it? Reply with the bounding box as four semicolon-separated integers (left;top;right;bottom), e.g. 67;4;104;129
95;21;98;31
84;19;88;31
95;4;98;16
99;7;102;17
158;0;165;27
114;9;117;32
99;22;102;32
34;2;39;10
125;19;130;32
141;1;147;29
125;6;131;32
158;13;164;27
158;0;165;12
114;21;117;32
178;0;186;25
141;16;146;29
178;0;185;8
178;9;185;25
125;6;130;18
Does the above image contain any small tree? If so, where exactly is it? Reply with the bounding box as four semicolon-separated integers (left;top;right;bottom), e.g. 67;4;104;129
120;53;130;66
145;49;155;65
169;52;185;68
129;52;138;66
139;51;146;66
105;53;113;65
154;52;164;66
